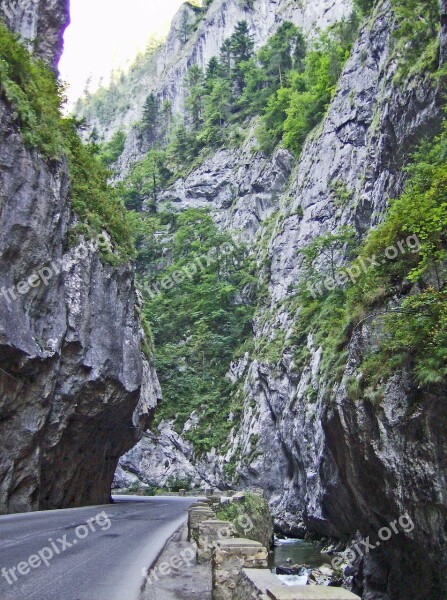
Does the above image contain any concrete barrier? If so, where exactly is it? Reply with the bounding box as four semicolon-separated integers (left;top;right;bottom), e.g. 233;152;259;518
233;569;361;600
188;506;216;542
197;519;236;562
212;538;268;600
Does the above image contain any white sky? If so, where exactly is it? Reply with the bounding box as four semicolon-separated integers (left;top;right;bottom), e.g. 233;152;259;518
59;0;185;105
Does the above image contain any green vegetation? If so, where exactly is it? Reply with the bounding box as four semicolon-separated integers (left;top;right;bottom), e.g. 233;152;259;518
165;16;361;157
135;209;257;453
391;0;441;80
280;0;445;396
258;16;360;154
287;116;447;396
0;20;65;158
75;36;163;127
114;14;362;233
98;129;126;166
0;21;135;262
346;119;447;387
216;493;273;547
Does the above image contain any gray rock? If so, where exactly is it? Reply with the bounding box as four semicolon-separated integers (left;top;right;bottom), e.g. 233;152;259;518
0;5;161;513
0;0;69;68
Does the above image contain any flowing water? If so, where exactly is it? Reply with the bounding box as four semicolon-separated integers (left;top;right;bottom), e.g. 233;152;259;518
269;538;333;586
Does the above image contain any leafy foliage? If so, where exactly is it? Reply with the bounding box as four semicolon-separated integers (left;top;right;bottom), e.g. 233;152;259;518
258;16;360;155
290;117;447;393
0;20;65;158
0;21;135;262
98;130;126;166
136;210;257;453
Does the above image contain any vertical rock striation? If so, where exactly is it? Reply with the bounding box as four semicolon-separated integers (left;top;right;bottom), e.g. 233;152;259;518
115;1;446;598
0;1;161;514
0;0;69;68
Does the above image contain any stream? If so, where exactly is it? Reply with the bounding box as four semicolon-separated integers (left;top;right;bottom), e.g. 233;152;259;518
269;538;333;586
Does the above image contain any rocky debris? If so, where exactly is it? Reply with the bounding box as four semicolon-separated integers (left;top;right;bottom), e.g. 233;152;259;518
308;565;343;587
276;565;309;576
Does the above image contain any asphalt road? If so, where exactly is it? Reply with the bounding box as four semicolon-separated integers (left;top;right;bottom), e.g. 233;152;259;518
0;495;200;600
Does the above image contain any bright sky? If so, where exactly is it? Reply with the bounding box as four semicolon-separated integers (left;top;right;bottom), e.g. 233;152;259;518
59;0;185;105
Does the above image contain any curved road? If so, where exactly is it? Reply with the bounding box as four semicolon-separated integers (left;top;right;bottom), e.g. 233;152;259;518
0;495;200;600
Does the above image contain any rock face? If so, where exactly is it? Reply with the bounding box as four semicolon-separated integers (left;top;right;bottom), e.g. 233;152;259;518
114;1;447;599
78;0;352;173
0;5;161;513
0;0;69;67
158;134;295;242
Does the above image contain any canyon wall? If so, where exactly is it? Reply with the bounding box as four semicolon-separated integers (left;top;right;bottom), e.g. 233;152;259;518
0;0;161;514
80;0;446;598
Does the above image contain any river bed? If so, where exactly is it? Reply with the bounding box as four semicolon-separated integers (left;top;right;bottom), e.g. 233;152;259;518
269;538;332;586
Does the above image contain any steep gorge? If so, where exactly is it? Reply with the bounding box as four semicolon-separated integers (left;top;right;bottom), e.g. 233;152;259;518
90;1;447;598
0;1;161;513
8;0;447;599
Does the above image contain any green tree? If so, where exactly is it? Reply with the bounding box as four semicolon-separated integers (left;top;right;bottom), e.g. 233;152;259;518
258;22;306;85
185;65;204;130
229;21;255;93
199;78;233;145
300;226;357;288
99;130;126;167
141;209;257;452
177;9;191;44
142;93;159;136
120;149;172;212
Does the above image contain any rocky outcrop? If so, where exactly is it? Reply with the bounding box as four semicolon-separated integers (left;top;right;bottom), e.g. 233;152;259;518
0;0;69;67
115;420;221;491
158;133;294;241
117;1;447;598
0;5;161;514
79;0;352;173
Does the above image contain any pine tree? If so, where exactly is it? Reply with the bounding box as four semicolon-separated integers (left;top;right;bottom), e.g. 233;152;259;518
178;9;191;45
142;93;159;136
185;66;204;130
230;21;254;64
219;39;232;73
229;21;255;94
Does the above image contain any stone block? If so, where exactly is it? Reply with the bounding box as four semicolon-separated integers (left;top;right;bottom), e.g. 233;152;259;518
188;506;216;542
265;586;361;599
197;519;236;562
212;538;268;600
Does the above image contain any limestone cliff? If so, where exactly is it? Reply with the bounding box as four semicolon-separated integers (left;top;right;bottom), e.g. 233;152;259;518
76;0;352;172
0;1;161;514
0;0;69;67
112;1;446;598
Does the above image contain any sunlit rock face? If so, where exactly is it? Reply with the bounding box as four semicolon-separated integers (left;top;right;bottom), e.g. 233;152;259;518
0;1;161;513
113;1;447;599
77;0;352;169
0;0;69;67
